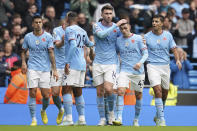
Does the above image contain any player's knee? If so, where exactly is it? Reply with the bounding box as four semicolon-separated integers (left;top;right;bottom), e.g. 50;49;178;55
52;90;59;97
135;92;142;100
154;91;162;98
74;90;82;97
105;88;113;95
117;88;125;96
29;91;36;98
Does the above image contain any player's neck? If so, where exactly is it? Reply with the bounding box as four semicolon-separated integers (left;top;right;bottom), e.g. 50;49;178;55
69;21;77;26
152;29;163;35
123;33;133;38
33;29;43;36
101;20;112;27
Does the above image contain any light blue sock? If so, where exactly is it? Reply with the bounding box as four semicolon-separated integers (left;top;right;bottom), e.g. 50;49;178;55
52;96;62;110
107;94;114;112
63;94;72;116
28;97;36;119
155;98;165;121
42;98;50;110
104;96;109;121
113;93;118;119
134;99;142;120
97;96;105;118
75;95;85;116
116;95;124;119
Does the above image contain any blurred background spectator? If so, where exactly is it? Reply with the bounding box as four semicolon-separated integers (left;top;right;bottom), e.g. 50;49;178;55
0;0;196;91
0;45;10;87
170;48;193;89
176;8;194;46
0;0;14;28
170;0;189;18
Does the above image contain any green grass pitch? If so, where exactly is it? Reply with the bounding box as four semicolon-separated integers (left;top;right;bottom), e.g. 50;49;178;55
0;126;197;131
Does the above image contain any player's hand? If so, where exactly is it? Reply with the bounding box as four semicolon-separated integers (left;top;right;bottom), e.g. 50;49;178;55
116;19;127;27
53;70;59;82
133;63;142;70
21;62;27;74
65;64;70;75
176;60;182;70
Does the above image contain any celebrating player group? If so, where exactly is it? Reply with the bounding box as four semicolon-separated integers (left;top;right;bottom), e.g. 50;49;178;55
21;5;182;127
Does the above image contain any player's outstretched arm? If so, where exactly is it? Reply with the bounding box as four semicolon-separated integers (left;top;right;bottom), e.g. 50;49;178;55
93;19;127;39
49;48;59;81
21;49;27;74
172;48;182;70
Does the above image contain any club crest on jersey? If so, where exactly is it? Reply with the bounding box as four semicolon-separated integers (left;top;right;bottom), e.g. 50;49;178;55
36;40;39;45
163;37;167;40
131;39;135;43
113;29;117;32
157;39;160;44
125;42;129;46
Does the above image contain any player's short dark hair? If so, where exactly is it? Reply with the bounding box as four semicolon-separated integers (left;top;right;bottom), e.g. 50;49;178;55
32;15;42;22
67;11;78;22
153;15;164;23
101;5;113;13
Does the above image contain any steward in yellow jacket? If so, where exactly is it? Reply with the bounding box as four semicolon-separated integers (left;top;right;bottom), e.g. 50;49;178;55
149;82;178;106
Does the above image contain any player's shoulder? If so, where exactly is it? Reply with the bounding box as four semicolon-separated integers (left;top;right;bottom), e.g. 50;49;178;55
144;31;153;37
93;22;102;28
133;34;142;39
53;26;61;32
163;30;172;36
44;31;52;37
24;32;33;39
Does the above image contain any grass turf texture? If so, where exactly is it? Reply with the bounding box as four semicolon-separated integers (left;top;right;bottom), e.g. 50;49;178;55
0;126;197;131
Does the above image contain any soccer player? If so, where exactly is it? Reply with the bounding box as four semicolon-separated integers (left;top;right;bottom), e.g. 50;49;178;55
61;12;94;126
92;5;127;125
21;15;58;126
51;19;68;125
144;15;182;126
113;22;148;126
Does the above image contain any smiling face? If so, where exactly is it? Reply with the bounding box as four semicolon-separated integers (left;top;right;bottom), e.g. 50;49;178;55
152;17;163;32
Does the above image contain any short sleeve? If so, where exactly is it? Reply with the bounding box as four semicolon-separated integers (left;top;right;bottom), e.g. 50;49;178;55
53;29;61;42
47;34;54;49
22;35;28;50
169;33;176;49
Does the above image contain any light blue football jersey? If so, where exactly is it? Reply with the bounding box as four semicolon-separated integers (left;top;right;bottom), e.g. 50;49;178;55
22;31;54;72
65;25;94;71
116;34;148;75
53;26;65;69
144;31;176;65
93;22;121;65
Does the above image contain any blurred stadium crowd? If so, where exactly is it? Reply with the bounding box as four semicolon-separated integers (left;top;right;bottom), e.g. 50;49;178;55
0;0;197;99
